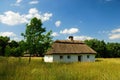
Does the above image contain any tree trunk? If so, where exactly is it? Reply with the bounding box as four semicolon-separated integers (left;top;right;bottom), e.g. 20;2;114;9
18;56;21;62
29;53;31;63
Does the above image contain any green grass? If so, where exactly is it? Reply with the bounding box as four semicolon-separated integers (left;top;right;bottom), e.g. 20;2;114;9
0;57;120;80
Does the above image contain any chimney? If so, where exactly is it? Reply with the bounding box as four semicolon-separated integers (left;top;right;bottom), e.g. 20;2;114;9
69;36;73;41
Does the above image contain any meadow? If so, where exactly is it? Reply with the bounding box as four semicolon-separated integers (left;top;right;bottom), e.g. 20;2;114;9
0;57;120;80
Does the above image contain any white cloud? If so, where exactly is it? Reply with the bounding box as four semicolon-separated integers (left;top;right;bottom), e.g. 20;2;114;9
0;8;53;26
0;32;23;41
26;8;53;22
12;37;23;41
60;28;79;34
0;11;28;26
16;0;22;3
74;36;93;41
29;8;38;14
55;21;61;27
109;28;120;40
0;32;16;37
51;32;59;37
29;0;39;4
111;28;120;33
109;34;120;40
41;13;53;22
25;8;40;19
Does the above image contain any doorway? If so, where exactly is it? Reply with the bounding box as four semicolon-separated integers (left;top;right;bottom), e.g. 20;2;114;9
78;56;81;61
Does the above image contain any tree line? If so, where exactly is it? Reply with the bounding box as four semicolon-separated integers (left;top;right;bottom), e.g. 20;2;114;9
0;17;53;60
0;17;120;58
1;37;120;58
85;39;120;58
0;36;25;57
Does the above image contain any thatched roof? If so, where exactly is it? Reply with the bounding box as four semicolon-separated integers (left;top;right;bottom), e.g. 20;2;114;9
46;40;97;55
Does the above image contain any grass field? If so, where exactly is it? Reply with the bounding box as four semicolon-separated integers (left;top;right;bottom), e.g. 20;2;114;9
0;57;120;80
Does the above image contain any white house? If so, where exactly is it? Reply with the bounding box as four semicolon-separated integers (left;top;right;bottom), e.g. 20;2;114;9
44;36;97;62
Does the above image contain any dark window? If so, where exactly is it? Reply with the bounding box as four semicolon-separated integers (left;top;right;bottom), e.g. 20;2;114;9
60;56;63;59
78;56;81;61
87;55;90;58
67;55;70;59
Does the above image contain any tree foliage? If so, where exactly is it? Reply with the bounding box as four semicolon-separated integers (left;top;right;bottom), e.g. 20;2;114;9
22;17;53;62
0;36;25;57
0;36;10;56
85;39;120;58
0;18;53;58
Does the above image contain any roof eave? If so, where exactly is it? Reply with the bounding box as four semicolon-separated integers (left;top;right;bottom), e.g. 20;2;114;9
45;52;97;55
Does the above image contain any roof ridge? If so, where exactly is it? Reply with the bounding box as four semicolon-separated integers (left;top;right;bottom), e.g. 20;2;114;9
55;40;85;44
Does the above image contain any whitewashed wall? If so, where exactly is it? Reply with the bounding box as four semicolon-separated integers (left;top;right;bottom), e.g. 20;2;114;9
81;54;95;62
44;55;53;62
53;55;78;62
44;54;95;62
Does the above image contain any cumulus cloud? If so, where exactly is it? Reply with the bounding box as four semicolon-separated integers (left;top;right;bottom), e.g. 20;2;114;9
12;37;23;41
74;36;93;41
25;8;40;19
25;8;53;22
55;21;61;27
111;28;120;33
109;28;120;40
29;0;39;4
0;8;53;26
0;32;16;37
29;8;38;14
0;32;23;41
0;11;28;26
60;28;79;34
41;13;53;22
51;32;59;37
109;34;120;40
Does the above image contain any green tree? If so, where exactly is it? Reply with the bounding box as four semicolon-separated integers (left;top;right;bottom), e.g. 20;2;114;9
5;45;11;57
5;40;22;57
0;46;2;55
22;17;53;62
0;36;10;56
9;40;19;48
85;39;107;58
11;47;21;57
106;43;120;57
18;40;27;56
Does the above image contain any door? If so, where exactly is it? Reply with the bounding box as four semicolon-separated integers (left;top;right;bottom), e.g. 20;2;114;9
78;56;81;61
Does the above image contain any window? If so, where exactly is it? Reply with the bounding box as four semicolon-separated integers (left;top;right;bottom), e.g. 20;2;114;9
87;55;90;58
60;56;63;59
78;56;81;61
67;55;71;59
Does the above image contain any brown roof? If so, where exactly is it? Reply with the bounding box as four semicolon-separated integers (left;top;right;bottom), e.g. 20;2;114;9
46;40;97;55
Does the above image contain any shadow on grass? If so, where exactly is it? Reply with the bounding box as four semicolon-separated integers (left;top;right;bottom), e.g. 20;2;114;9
95;59;103;62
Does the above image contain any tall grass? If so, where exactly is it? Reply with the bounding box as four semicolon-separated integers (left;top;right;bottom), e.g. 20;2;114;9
0;57;120;80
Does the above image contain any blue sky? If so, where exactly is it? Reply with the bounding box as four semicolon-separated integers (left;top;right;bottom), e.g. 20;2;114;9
0;0;120;42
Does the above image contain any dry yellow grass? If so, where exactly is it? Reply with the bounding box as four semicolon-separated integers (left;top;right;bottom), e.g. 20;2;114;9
0;57;120;80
